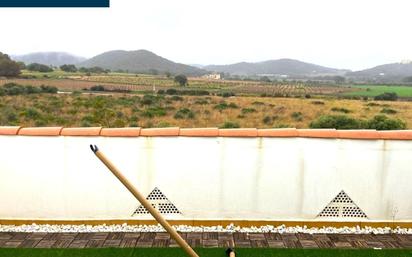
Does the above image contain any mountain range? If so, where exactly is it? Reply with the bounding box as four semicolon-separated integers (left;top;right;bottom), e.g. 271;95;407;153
12;52;86;66
204;59;348;76
9;50;412;80
79;50;205;76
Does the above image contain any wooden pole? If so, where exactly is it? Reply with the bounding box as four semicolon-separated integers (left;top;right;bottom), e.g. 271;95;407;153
90;145;199;257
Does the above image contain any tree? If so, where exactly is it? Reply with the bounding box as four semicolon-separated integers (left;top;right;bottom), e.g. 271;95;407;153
174;74;188;86
333;76;345;84
60;64;77;72
0;52;21;77
27;63;53;72
260;76;271;82
165;71;172;78
374;92;398;101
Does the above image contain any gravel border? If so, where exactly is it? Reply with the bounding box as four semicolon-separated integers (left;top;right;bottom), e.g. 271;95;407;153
1;224;411;234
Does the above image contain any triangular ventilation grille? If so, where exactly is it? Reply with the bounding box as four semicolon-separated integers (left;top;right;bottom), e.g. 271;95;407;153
132;187;181;216
318;190;367;218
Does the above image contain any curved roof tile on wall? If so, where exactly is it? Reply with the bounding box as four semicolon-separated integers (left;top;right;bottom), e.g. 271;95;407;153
1;126;412;140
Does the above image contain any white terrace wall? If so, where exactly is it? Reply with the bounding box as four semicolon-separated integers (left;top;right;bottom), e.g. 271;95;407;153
0;135;411;222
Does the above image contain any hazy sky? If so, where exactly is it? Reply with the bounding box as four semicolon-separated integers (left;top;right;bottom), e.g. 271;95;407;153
1;0;411;70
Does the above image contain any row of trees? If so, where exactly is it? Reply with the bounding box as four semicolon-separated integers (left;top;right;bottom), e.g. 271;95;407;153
0;52;21;77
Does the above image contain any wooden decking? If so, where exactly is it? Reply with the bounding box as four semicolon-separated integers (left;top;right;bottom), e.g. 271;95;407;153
0;232;412;249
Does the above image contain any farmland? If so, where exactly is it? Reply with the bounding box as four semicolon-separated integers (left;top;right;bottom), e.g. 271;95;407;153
344;84;412;98
3;70;357;96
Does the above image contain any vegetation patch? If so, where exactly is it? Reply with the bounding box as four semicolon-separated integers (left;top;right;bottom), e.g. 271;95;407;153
331;107;351;113
220;121;240;128
310;114;406;130
380;108;397;114
174;108;195;119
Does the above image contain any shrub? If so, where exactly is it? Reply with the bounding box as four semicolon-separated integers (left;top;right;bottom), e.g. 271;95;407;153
291;112;303;121
40;85;58;93
220;121;240;128
366;102;381;107
164;88;209;96
311;101;325;105
141;107;167;118
263;116;272;125
218;92;235;98
380;108;397;114
90;85;106;91
309;114;406;130
366;115;406;130
374;92;398;101
174;108;195;119
165;88;178;95
241;108;257;114
0;83;57;95
214;102;238;111
252;101;265;106
331;107;351;113
310;115;362;129
170;95;183;101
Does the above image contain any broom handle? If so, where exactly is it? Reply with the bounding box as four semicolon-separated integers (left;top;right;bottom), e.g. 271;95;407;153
90;145;199;257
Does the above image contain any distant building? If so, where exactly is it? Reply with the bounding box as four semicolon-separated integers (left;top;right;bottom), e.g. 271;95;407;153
202;73;221;80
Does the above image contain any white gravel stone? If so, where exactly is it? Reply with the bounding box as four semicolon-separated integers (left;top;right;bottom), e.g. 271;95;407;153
0;223;411;234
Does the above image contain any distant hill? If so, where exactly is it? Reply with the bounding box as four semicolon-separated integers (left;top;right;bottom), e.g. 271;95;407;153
12;52;86;66
79;50;206;76
204;59;348;77
347;61;412;82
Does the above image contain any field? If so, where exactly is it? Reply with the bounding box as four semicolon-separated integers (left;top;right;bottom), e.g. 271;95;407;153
1;72;412;129
1;92;412;128
344;85;412;98
0;248;410;257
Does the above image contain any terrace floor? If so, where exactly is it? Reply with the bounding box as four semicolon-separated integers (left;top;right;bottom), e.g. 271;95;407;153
0;232;412;249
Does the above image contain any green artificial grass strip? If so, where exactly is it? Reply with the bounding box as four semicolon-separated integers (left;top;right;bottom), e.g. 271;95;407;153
0;248;411;257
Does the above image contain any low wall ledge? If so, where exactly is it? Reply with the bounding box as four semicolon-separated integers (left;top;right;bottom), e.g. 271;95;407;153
0;126;412;140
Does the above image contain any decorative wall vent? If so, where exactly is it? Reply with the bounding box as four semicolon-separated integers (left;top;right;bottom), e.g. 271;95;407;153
132;187;181;216
318;190;367;218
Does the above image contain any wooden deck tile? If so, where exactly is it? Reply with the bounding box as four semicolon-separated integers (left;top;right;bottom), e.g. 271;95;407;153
85;239;105;248
52;240;73;248
267;240;285;248
35;240;56;248
18;239;40;248
68;239;88;248
120;238;138;248
3;240;23;248
300;240;319;248
203;239;218;247
102;240;121;247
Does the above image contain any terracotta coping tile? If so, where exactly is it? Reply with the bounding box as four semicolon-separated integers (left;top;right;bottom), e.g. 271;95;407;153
3;126;412;140
140;127;180;136
297;129;338;138
60;127;102;136
338;130;380;140
179;128;219;137
18;127;63;136
257;128;298;137
378;130;412;140
0;126;21;135
218;128;258;137
100;127;141;137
